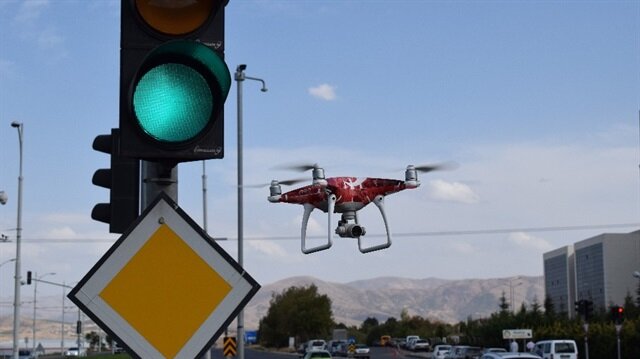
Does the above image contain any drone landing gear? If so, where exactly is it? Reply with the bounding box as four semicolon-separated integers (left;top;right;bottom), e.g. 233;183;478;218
335;195;392;254
300;194;336;254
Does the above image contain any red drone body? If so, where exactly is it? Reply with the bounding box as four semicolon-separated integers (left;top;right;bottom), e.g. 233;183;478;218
267;164;446;254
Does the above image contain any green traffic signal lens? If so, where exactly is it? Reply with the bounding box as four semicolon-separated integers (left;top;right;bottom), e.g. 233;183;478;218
133;63;213;143
131;40;230;145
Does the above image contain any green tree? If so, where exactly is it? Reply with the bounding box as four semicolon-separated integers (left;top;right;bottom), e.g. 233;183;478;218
258;284;334;348
84;331;102;350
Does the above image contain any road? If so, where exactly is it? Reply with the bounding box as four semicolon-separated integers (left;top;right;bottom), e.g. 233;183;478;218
208;347;419;359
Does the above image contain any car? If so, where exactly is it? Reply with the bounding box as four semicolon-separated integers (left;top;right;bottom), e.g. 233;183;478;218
64;347;87;357
480;353;542;359
302;349;332;359
433;344;452;359
306;339;327;353
353;344;370;359
533;340;578;359
410;338;430;351
17;350;34;359
483;348;507;354
446;345;482;359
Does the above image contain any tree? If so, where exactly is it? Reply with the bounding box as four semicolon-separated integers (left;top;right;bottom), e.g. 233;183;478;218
259;284;334;348
84;331;102;350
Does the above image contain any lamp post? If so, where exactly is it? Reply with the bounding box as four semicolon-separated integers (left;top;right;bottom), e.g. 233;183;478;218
32;272;55;354
234;64;267;359
11;121;23;359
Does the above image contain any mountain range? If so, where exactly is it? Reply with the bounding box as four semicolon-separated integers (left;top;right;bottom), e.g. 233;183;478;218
0;275;544;342
242;275;544;329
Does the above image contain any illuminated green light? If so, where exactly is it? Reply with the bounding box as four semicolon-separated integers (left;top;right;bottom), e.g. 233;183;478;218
133;63;213;143
131;40;230;144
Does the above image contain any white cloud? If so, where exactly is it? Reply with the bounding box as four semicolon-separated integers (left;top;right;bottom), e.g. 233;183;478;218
14;0;49;23
507;232;553;252
308;83;337;101
428;179;480;204
248;240;288;257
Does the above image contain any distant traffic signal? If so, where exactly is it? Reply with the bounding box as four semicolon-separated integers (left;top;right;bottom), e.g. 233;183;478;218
92;129;140;233
611;305;624;324
26;271;32;285
118;0;230;162
584;299;593;320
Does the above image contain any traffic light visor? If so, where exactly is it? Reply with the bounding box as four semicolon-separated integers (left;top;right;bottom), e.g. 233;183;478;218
132;40;230;144
135;0;222;36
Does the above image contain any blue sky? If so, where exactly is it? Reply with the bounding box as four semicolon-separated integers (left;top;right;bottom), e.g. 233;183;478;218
0;0;639;305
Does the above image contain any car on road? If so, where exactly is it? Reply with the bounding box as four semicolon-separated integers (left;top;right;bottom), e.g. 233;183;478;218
446;345;482;359
305;340;327;353
409;339;430;351
533;340;577;359
483;348;507;354
64;347;87;357
353;344;370;359
480;353;542;359
433;344;452;359
302;349;332;359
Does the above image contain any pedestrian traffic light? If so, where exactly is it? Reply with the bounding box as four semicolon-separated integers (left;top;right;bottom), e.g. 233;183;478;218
611;305;624;324
92;129;140;234
119;0;230;162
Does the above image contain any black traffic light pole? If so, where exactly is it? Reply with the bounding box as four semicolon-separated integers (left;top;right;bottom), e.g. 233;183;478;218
141;161;178;210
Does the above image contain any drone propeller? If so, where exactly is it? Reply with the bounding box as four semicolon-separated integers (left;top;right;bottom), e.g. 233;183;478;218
412;161;458;173
272;162;320;172
243;177;308;188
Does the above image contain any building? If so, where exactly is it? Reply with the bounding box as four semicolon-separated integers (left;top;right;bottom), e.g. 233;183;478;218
543;246;575;317
543;230;640;318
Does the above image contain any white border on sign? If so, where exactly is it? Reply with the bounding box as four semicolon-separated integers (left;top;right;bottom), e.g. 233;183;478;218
72;198;256;359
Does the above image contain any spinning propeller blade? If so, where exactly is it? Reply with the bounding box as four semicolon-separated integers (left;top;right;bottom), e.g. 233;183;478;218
413;161;458;173
243;177;307;188
272;162;319;172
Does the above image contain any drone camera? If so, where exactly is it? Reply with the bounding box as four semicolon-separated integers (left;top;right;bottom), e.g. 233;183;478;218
336;223;366;238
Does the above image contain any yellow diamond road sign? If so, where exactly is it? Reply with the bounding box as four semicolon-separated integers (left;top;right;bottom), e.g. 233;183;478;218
69;194;260;359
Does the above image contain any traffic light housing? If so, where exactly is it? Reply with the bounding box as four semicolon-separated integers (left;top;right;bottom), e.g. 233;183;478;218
92;129;140;233
611;305;624;324
584;299;593;320
26;271;32;285
119;0;230;162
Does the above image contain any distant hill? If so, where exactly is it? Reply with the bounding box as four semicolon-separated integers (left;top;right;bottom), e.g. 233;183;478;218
243;275;544;329
0;275;544;340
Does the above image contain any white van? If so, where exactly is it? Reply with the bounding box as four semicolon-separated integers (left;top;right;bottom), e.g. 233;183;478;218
533;340;578;359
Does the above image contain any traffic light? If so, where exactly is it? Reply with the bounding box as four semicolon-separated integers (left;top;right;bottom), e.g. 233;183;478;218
92;129;140;234
584;299;593;320
119;0;230;162
26;271;32;285
611;305;624;324
574;300;585;315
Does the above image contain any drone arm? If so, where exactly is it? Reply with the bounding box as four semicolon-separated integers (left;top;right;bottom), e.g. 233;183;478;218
358;194;392;253
300;194;335;254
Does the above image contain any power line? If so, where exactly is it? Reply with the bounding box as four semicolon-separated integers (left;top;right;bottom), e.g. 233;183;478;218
13;222;640;242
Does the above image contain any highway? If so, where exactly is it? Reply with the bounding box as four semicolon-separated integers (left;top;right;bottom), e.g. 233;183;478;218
209;346;413;359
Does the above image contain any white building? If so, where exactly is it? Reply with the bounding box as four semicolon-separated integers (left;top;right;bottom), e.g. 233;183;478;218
543;230;640;317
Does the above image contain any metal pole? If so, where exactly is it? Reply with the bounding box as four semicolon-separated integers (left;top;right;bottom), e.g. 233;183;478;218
11;121;23;359
32;273;54;354
236;65;245;359
203;161;208;234
61;283;65;355
234;64;267;359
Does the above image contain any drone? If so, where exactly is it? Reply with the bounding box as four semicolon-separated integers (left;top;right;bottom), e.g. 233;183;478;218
267;163;450;254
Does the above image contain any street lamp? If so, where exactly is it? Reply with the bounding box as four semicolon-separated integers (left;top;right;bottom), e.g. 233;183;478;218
633;271;640;279
234;64;267;359
1;258;16;269
32;272;56;354
11;121;23;359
